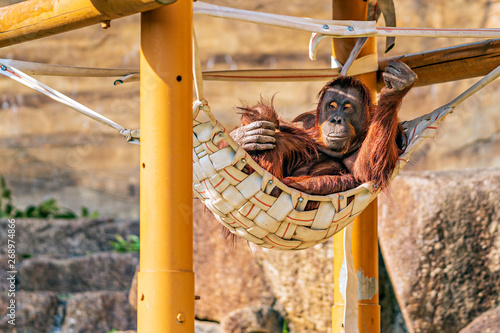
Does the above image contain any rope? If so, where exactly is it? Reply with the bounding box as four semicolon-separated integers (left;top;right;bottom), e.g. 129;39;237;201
0;62;140;145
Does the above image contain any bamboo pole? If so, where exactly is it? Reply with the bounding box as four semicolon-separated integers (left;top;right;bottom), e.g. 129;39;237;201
332;1;380;333
0;0;176;48
138;1;194;332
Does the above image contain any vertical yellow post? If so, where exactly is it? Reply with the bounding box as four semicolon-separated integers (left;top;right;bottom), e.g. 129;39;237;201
332;1;380;332
138;1;194;333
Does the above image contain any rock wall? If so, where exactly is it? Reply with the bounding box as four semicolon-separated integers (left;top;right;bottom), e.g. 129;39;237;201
379;168;500;333
192;200;277;322
460;306;500;333
0;219;139;332
1;168;498;332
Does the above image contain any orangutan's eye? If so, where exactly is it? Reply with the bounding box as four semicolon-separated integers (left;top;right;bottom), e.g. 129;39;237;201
344;103;353;112
329;101;338;109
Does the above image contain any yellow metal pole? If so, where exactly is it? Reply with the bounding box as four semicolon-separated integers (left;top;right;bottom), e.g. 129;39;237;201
0;0;175;48
138;1;194;332
332;1;380;332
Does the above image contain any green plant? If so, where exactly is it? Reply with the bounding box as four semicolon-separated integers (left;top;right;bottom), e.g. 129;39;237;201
0;175;15;218
110;234;140;253
282;319;289;333
0;175;98;219
81;206;99;219
23;198;77;219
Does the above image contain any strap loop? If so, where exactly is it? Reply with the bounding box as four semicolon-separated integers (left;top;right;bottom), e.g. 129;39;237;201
0;62;140;145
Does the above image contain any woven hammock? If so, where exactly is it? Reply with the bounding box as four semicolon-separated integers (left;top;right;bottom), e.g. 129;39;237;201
191;2;500;251
0;44;498;252
192;64;500;251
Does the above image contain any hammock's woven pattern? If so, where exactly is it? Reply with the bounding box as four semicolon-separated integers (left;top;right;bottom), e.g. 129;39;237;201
192;98;451;250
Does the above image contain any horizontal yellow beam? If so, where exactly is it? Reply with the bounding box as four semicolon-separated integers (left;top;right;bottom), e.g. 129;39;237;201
0;0;176;48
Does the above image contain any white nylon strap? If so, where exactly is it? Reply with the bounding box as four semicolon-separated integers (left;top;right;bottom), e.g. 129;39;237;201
340;37;369;76
194;1;500;39
402;63;500;149
340;223;359;333
192;27;217;126
0;62;140;145
194;1;376;37
193;28;205;102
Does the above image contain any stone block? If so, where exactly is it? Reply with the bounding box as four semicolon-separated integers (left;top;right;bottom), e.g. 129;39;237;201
0;218;139;258
0;291;58;333
220;306;283;333
250;241;333;333
460;306;500;333
379;168;500;333
62;291;136;333
188;200;276;322
19;252;138;292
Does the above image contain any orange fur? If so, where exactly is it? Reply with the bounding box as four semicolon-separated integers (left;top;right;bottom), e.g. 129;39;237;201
232;76;411;197
237;98;318;179
352;86;411;189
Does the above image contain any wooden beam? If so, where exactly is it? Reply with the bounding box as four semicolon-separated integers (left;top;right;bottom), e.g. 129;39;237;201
378;39;500;88
0;0;176;48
